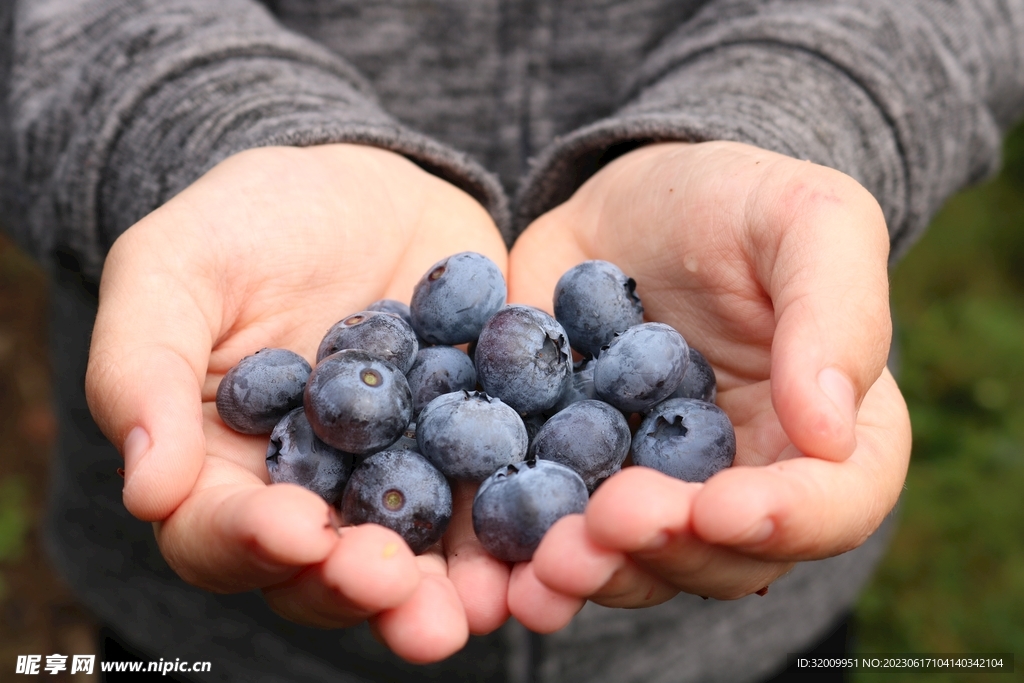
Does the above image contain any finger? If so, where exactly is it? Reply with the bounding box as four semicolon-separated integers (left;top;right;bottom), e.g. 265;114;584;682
584;467;698;553
262;524;421;627
693;370;910;559
531;515;626;596
443;481;511;635
156;469;343;592
752;165;892;461
531;515;679;608
583;467;782;601
507;562;585;634
627;535;791;601
87;230;215;521
262;565;370;630
372;572;469;664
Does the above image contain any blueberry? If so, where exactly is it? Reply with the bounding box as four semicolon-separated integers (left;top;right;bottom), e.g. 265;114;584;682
405;346;477;416
669;346;717;404
266;408;354;506
304;349;412;455
341;450;452;555
521;413;547;451
416;390;527;482
474;305;573;416
529;400;630;491
216;348;311;435
366;298;431;348
389;421;420;452
410;252;507;345
593;322;689;413
366;299;413;328
549;357;598;414
631;398;736;482
316;310;419;373
472;459;588;563
553;260;644;358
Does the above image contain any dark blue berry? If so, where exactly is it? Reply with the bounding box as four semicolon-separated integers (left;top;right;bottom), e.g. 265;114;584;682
521;413;547;451
593;323;689;413
366;299;413;328
553;260;644;358
367;298;431;348
410;252;507;345
549;357;598;414
474;305;573;416
216;348;311;435
266;408;354;506
405;346;477;416
341;450;451;555
529;400;630;491
389;422;420;452
631;398;736;482
316;310;419;373
670;346;717;404
416;390;527;481
472;459;588;563
304;349;412;455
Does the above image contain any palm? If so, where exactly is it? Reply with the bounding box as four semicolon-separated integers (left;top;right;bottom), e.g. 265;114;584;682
88;143;510;662
505;141;911;623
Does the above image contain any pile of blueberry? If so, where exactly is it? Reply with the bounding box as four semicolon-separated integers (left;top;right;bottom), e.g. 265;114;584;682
216;253;735;562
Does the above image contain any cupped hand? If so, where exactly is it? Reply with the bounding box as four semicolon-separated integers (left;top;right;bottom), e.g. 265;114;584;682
85;144;512;662
505;141;911;631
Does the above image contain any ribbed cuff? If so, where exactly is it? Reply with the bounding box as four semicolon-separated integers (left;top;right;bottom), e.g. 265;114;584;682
516;33;1001;263
47;3;509;280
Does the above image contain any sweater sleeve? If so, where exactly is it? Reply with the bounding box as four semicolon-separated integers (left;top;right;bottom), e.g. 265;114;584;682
0;0;509;281
514;0;1024;262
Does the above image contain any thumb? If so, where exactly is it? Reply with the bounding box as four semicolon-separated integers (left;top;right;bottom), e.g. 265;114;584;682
507;207;590;311
86;233;214;521
760;175;892;461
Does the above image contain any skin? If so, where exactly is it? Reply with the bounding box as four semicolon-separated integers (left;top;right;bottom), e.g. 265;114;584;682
86;139;911;660
86;143;511;663
506;141;911;630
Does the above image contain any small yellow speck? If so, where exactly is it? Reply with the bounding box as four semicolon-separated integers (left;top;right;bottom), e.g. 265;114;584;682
382;543;399;559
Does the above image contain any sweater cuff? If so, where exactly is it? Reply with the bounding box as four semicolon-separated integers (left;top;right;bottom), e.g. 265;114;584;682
41;6;509;280
514;41;996;263
95;56;511;264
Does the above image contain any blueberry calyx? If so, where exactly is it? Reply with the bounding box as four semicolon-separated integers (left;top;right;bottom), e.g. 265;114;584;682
651;414;687;438
383;489;405;511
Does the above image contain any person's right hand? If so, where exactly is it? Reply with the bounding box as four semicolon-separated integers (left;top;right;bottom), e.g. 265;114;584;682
85;143;511;663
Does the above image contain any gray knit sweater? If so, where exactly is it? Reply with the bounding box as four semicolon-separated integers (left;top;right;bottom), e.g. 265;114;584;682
2;1;1024;682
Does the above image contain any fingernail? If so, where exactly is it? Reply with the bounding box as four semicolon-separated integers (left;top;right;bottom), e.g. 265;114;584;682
818;367;856;424
739;519;774;545
325;507;342;533
122;426;150;477
642;531;670;551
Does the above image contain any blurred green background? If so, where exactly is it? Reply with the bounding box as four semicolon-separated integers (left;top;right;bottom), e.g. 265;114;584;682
1;126;1023;680
851;121;1024;680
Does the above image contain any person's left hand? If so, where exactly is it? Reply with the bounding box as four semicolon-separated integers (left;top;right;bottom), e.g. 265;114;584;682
503;140;912;632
